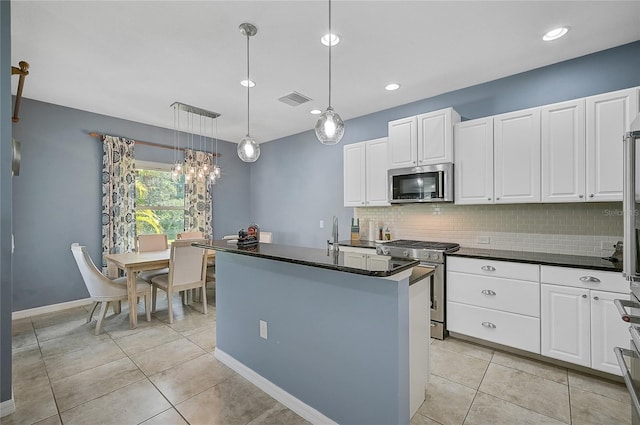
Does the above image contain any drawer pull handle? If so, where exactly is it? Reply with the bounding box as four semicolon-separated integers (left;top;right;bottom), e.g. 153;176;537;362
579;276;601;283
481;289;497;296
481;322;496;329
481;265;496;272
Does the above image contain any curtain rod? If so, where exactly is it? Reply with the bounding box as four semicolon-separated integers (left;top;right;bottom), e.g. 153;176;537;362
89;132;221;157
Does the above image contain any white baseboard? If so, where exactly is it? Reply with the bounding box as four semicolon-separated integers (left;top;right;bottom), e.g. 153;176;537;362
0;394;15;417
214;348;338;425
12;298;93;320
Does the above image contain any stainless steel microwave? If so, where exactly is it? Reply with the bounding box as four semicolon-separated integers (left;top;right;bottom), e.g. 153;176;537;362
388;163;453;203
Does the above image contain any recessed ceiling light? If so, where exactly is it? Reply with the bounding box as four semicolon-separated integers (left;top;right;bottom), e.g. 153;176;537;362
310;109;322;115
543;27;569;41
385;83;401;91
240;79;255;87
321;33;340;47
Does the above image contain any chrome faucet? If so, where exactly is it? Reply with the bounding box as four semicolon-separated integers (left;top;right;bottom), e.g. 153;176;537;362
327;215;339;252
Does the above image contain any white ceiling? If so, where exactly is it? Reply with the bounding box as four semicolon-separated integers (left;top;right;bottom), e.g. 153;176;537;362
10;1;640;144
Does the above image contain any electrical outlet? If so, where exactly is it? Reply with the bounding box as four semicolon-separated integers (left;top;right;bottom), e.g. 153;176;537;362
319;220;324;229
601;241;613;250
478;236;490;244
259;320;268;339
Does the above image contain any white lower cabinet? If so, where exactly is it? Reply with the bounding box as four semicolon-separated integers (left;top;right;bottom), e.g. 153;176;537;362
340;246;390;271
540;265;630;375
446;257;540;353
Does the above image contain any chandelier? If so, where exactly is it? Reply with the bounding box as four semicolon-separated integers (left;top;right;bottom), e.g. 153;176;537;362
170;102;222;187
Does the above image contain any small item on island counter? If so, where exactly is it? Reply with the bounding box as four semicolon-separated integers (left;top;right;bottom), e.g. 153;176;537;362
368;220;376;242
350;218;360;241
378;226;383;241
237;223;260;246
385;228;391;240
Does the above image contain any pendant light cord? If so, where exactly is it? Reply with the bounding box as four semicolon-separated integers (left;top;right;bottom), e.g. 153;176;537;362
246;32;251;136
328;0;332;109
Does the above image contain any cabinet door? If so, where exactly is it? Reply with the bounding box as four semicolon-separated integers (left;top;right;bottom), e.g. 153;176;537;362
453;117;494;204
343;252;367;269
541;99;586;203
494;109;541;203
586;88;639;201
388;116;418;169
366;254;390;271
590;290;629;375
541;284;590;367
417;108;460;166
365;138;390;206
343;142;366;207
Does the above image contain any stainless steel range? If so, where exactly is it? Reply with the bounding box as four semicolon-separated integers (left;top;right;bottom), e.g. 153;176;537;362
377;239;460;339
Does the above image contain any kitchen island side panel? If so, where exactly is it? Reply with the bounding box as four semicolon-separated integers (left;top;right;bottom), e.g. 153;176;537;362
215;251;410;425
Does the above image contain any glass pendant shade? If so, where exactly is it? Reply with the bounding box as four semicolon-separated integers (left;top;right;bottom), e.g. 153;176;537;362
237;135;260;162
315;107;344;145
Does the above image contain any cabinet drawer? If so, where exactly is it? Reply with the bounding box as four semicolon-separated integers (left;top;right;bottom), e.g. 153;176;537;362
447;301;540;353
447;257;539;282
447;272;539;317
540;265;628;293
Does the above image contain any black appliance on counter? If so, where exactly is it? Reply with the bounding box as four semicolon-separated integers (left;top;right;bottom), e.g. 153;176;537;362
615;113;640;425
377;239;460;339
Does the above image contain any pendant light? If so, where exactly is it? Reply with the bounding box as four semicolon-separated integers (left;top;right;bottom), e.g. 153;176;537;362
315;0;344;145
237;23;260;162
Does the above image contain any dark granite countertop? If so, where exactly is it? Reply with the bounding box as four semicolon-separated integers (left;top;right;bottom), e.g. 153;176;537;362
449;247;622;272
193;240;419;277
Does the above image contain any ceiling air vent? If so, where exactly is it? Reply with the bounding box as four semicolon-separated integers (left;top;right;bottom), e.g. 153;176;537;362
278;91;312;106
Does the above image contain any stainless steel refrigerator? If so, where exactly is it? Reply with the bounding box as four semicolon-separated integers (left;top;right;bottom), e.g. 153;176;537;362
616;112;640;425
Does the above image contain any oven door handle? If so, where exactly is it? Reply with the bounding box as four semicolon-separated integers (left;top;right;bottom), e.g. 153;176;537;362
615;299;640;324
614;346;640;418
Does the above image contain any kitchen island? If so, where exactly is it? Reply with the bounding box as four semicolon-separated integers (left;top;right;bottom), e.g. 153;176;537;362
193;240;432;425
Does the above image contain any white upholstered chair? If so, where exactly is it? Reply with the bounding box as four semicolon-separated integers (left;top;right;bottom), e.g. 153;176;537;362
136;234;170;283
151;239;208;324
177;231;205;240
71;243;151;335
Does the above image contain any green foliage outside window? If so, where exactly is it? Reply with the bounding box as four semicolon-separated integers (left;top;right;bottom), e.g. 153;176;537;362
135;168;184;242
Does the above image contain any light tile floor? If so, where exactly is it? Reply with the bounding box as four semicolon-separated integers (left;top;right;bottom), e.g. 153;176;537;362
6;291;632;425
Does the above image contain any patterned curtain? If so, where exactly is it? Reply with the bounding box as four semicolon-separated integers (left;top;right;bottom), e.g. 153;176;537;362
183;148;213;237
101;135;136;271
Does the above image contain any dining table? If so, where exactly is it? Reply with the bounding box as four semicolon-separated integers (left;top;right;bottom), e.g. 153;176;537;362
103;247;215;328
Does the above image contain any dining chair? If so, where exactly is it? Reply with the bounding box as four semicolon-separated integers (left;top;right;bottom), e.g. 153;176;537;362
151;239;208;324
71;243;151;335
177;231;205;239
136;234;170;283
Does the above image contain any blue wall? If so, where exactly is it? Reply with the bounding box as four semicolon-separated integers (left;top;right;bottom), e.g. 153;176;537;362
1;0;13;407
10;99;251;311
251;41;640;248
216;251;410;424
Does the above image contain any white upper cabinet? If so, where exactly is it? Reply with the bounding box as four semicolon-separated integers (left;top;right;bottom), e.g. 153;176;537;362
388;116;417;169
343;138;390;207
494;108;541;203
388;108;460;170
365;138;390;206
541;99;586;203
343;142;366;207
586;87;640;201
454;117;494;204
417;108;460;165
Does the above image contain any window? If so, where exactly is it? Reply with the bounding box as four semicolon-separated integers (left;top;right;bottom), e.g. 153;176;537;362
135;161;184;242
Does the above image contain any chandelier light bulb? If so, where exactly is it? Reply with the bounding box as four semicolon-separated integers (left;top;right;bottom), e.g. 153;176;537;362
315;107;344;145
237;135;260;162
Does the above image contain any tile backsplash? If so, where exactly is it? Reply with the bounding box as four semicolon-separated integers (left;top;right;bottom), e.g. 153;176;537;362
354;202;623;257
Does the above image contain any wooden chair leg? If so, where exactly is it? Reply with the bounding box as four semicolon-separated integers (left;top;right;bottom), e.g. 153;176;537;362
152;286;157;313
145;293;151;322
87;301;99;323
168;291;174;324
201;285;208;315
95;301;110;335
113;300;121;314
